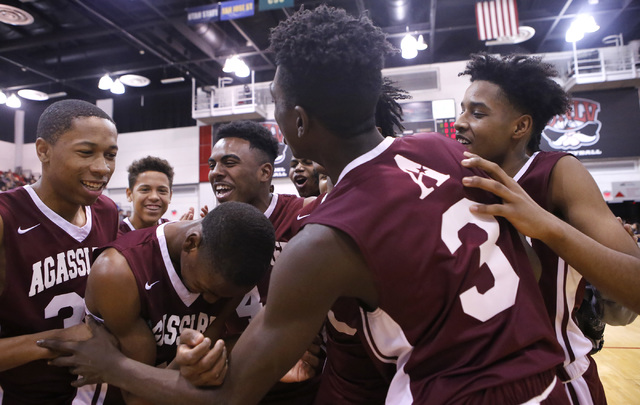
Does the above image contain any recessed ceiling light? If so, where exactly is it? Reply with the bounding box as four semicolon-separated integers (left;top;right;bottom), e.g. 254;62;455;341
0;4;34;26
119;74;150;87
17;89;49;101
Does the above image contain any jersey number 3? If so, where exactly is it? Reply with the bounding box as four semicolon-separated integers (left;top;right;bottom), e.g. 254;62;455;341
442;198;520;322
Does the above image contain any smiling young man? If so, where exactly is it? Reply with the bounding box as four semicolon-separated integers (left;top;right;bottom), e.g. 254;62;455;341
208;119;322;404
84;201;275;405
39;7;568;405
0;99;119;404
455;52;640;404
119;156;174;236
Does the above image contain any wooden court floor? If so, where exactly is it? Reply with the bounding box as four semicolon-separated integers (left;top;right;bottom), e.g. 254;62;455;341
593;317;640;404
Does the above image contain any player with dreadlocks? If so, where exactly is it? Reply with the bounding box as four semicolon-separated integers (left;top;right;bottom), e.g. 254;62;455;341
456;52;640;404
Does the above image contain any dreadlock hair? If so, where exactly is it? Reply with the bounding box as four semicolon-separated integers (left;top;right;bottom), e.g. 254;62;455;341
37;99;115;145
376;77;411;137
200;201;275;288
459;52;571;151
269;5;396;137
215;120;279;165
127;156;175;189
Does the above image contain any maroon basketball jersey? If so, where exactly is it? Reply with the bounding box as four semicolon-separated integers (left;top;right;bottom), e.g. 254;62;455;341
515;151;595;383
117;217;170;237
99;224;230;366
0;185;118;404
304;134;564;404
300;194;389;405
225;193;319;404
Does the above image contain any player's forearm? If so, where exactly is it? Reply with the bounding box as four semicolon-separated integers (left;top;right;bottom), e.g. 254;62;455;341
540;220;640;314
105;355;221;405
0;330;62;372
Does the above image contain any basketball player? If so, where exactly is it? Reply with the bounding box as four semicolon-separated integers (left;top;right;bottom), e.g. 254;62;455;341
288;157;320;198
207;119;322;403
0;99;119;404
455;52;640;404
85;201;275;405
119;156;174;236
40;7;568;404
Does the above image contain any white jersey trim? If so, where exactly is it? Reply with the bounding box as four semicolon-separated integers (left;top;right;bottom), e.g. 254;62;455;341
360;306;414;404
123;216;136;231
336;137;395;186
513;151;539;182
24;184;93;242
156;223;199;306
264;193;279;219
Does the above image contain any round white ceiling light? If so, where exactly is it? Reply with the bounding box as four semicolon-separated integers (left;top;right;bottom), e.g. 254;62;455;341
119;74;151;87
17;89;49;101
0;5;35;26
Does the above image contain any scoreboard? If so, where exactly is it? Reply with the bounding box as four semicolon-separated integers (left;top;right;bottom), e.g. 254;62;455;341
400;99;457;138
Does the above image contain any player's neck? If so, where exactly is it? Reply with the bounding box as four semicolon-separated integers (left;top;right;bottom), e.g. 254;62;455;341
319;127;384;183
31;180;87;225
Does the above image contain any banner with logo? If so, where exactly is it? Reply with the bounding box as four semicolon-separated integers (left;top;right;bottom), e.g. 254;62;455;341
186;4;220;25
220;0;255;21
540;88;640;159
259;0;294;11
261;121;291;178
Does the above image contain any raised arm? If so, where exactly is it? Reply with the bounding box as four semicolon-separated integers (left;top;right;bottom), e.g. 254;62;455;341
85;249;158;405
461;153;640;313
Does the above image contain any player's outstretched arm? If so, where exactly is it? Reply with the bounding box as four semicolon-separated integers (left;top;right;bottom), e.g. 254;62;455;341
461;152;640;314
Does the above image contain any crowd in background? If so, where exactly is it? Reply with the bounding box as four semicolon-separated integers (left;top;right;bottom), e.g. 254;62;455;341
0;169;39;191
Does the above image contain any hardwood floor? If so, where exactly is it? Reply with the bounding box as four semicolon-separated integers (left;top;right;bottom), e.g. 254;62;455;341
593;317;640;404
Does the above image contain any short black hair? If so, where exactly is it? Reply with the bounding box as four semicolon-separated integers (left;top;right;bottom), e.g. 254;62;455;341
376;77;411;137
127;156;175;189
200;201;275;287
459;52;571;151
215;120;279;164
37;99;115;144
269;5;395;136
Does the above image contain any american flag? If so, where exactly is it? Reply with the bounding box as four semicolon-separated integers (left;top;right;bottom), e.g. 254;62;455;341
476;0;520;41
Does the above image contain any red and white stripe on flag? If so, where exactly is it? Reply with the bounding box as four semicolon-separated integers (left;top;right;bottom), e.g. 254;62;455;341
476;0;519;41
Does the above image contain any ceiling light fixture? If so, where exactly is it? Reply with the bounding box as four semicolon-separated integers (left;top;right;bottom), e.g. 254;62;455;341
565;14;600;43
0;90;6;105
401;28;427;59
161;77;186;84
6;93;21;108
223;55;251;78
98;74;113;90
110;79;125;95
119;74;150;87
17;89;49;101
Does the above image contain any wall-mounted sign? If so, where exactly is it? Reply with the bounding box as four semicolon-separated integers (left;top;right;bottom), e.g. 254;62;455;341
186;4;219;25
540;88;640;159
259;0;294;11
220;0;255;21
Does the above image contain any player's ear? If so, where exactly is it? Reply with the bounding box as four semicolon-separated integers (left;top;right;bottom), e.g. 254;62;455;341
259;162;274;183
514;114;533;141
182;229;202;252
294;106;309;138
125;188;133;202
35;138;52;163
